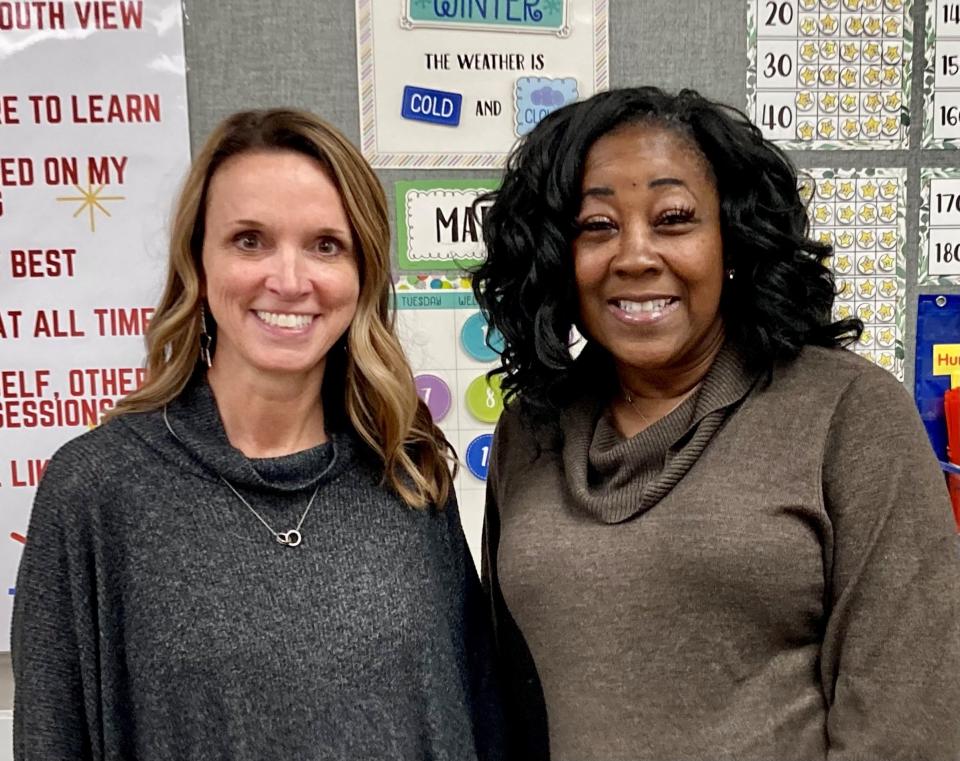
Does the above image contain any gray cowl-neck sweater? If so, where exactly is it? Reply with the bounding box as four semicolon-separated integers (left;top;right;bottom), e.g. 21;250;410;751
13;374;503;761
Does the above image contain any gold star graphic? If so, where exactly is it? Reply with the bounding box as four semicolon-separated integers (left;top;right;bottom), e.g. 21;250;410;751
863;115;882;135
884;92;901;111
838;281;855;299
885;0;902;10
800;66;817;85
859;280;876;297
56;182;126;232
882;66;900;86
800;17;818;35
882;115;900;134
877;302;894;320
864;17;882;36
840;67;859;87
858;205;877;223
837;231;856;248
878;252;895;271
841;42;860;61
884;45;901;64
846;16;864;34
838;180;856;199
842;118;860;136
860;182;878;200
836;254;853;272
858;255;876;274
883;17;900;35
858;304;875;321
841;93;859;112
821;14;838;33
879;203;897;222
836;304;854;319
796;91;814;110
863;93;882;112
878;327;895;345
839;205;856;223
819;179;836;198
859;328;874;345
800;42;818;61
880;180;899;198
843;0;861;8
863;42;881;61
819;231;835;245
798;121;816;140
814;204;832;223
819;119;837;138
877;353;894;370
821;41;838;58
879;230;897;248
879;279;897;297
858;229;876;246
820;91;839;111
864;66;881;85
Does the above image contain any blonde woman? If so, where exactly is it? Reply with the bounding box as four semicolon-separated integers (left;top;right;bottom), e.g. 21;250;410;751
13;109;502;761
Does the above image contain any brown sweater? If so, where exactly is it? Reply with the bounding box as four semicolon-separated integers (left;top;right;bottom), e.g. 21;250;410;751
483;345;960;761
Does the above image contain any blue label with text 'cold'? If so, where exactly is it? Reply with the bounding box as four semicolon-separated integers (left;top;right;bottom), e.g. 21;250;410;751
401;85;462;127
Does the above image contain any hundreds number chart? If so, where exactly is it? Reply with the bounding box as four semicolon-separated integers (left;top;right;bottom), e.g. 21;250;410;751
748;0;913;149
800;168;907;378
394;278;505;564
923;1;960;146
919;169;960;283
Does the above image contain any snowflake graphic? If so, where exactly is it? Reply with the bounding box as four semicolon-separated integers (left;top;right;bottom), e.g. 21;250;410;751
544;0;562;13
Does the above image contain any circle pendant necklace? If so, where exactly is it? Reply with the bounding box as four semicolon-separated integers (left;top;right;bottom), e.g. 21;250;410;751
163;405;321;547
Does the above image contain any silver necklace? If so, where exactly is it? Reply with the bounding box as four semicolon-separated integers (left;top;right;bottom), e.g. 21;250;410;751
620;384;698;428
163;405;321;548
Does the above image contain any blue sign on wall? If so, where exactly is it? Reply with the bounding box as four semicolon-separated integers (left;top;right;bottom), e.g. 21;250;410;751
401;85;463;127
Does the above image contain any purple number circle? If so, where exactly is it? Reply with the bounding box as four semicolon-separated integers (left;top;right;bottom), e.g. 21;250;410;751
414;374;452;422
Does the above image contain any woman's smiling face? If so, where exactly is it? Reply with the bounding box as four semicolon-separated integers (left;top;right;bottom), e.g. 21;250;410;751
573;123;726;384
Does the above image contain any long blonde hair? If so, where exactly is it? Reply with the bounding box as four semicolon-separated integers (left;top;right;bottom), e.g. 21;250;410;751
113;109;455;509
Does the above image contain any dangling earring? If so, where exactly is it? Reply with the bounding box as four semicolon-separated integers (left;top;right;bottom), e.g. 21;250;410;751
199;303;213;368
725;268;736;281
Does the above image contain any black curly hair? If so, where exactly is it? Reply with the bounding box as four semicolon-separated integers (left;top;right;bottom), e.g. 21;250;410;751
472;86;862;427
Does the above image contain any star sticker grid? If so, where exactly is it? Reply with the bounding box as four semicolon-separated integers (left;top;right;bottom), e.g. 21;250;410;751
749;0;913;149
800;168;906;378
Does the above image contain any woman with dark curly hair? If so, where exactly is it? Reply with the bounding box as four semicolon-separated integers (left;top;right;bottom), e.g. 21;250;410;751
474;87;960;761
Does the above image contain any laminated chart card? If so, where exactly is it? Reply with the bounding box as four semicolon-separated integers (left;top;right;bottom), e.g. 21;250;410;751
919;168;960;283
393;181;503;562
356;0;608;168
923;0;960;146
799;169;907;378
748;0;913;149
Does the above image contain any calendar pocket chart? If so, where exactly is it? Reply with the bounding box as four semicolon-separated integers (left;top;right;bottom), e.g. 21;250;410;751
748;0;913;149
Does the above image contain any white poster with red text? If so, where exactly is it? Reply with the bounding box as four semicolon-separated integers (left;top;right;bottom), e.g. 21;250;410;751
0;0;190;650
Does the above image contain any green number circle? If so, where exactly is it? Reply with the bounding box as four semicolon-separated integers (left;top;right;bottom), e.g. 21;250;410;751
464;374;504;423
